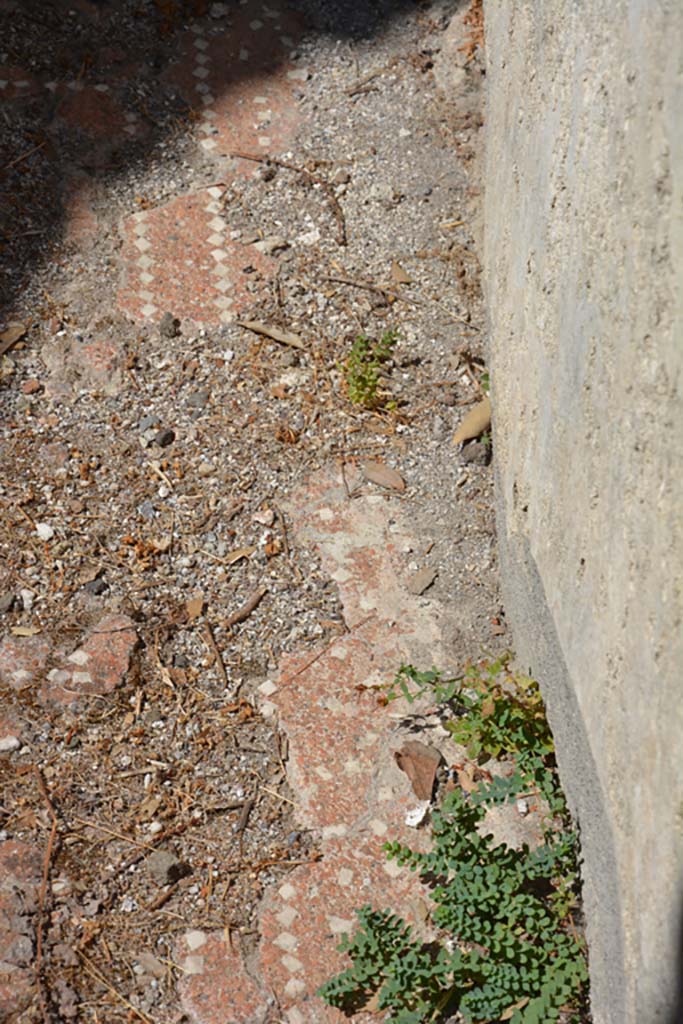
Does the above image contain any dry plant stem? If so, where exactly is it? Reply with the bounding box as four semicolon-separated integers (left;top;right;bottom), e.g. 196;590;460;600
202;620;229;688
231;150;347;245
346;55;402;96
225;585;268;628
73;816;157;851
4;139;46;171
145;881;179;912
78;952;155;1024
33;766;58;1024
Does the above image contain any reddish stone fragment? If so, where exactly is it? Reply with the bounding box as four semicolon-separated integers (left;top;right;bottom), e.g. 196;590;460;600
177;931;269;1024
0;636;50;691
41;614;138;707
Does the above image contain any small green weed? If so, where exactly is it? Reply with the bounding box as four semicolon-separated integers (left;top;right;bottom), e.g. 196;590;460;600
341;329;398;409
319;659;588;1023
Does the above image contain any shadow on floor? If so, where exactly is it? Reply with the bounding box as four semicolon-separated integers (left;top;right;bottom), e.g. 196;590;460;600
0;0;454;316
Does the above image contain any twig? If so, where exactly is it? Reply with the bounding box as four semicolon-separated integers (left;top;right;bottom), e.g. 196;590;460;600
235;796;255;835
259;784;297;807
231;151;347;246
202;620;229;688
275;505;303;581
34;767;58;1023
145;881;179;912
4;140;46;172
73;817;157;851
324;272;480;330
236;794;255;858
78;952;154;1024
236;319;305;350
346;56;402;96
225;586;268;628
275;507;290;558
148;460;174;490
325;273;395;297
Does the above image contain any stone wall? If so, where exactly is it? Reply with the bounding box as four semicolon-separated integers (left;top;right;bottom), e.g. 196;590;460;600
483;4;683;1022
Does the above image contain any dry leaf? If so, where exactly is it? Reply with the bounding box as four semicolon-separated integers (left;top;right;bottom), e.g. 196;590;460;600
77;564;102;585
136;793;163;822
452;396;491;445
265;538;282;558
275;423;300;444
362;460;406;492
455;763;478;794
406;566;437;595
390;260;412;284
480;696;495;718
225;545;256;565
186;593;204;620
360;990;382;1014
236;320;305;350
394;741;442;801
11;625;41;637
151;536;172;553
500;997;530;1020
0;321;27;357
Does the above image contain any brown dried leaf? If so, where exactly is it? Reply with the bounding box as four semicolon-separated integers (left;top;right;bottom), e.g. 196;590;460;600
186;593;205;620
394;741;442;801
0;321;27;356
500;997;530;1020
236;319;305;350
360;990;382;1014
225;545;256;565
390;260;412;284
480;696;495;718
452;396;491;445
455;763;478;794
406;566;437;595
362;460;406;492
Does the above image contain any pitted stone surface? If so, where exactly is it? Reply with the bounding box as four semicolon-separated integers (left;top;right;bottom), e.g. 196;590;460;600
0;840;42;1019
0;635;51;691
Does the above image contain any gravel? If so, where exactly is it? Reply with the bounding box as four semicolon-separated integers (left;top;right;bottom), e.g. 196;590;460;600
0;0;498;1019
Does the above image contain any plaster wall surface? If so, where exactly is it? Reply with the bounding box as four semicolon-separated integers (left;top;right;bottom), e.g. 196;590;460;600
484;4;683;1022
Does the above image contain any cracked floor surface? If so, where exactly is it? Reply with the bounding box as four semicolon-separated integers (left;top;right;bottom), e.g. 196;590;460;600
0;1;512;1021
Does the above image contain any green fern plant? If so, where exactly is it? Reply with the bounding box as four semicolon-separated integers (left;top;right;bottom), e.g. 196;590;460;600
319;661;589;1023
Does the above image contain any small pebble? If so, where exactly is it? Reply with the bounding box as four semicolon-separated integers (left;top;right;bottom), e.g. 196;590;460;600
83;577;108;596
139;414;161;432
138;500;156;519
159;312;180;339
0;592;15;615
154;428;175;448
187;389;210;409
462;441;489;466
146;849;191;886
35;522;55;541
